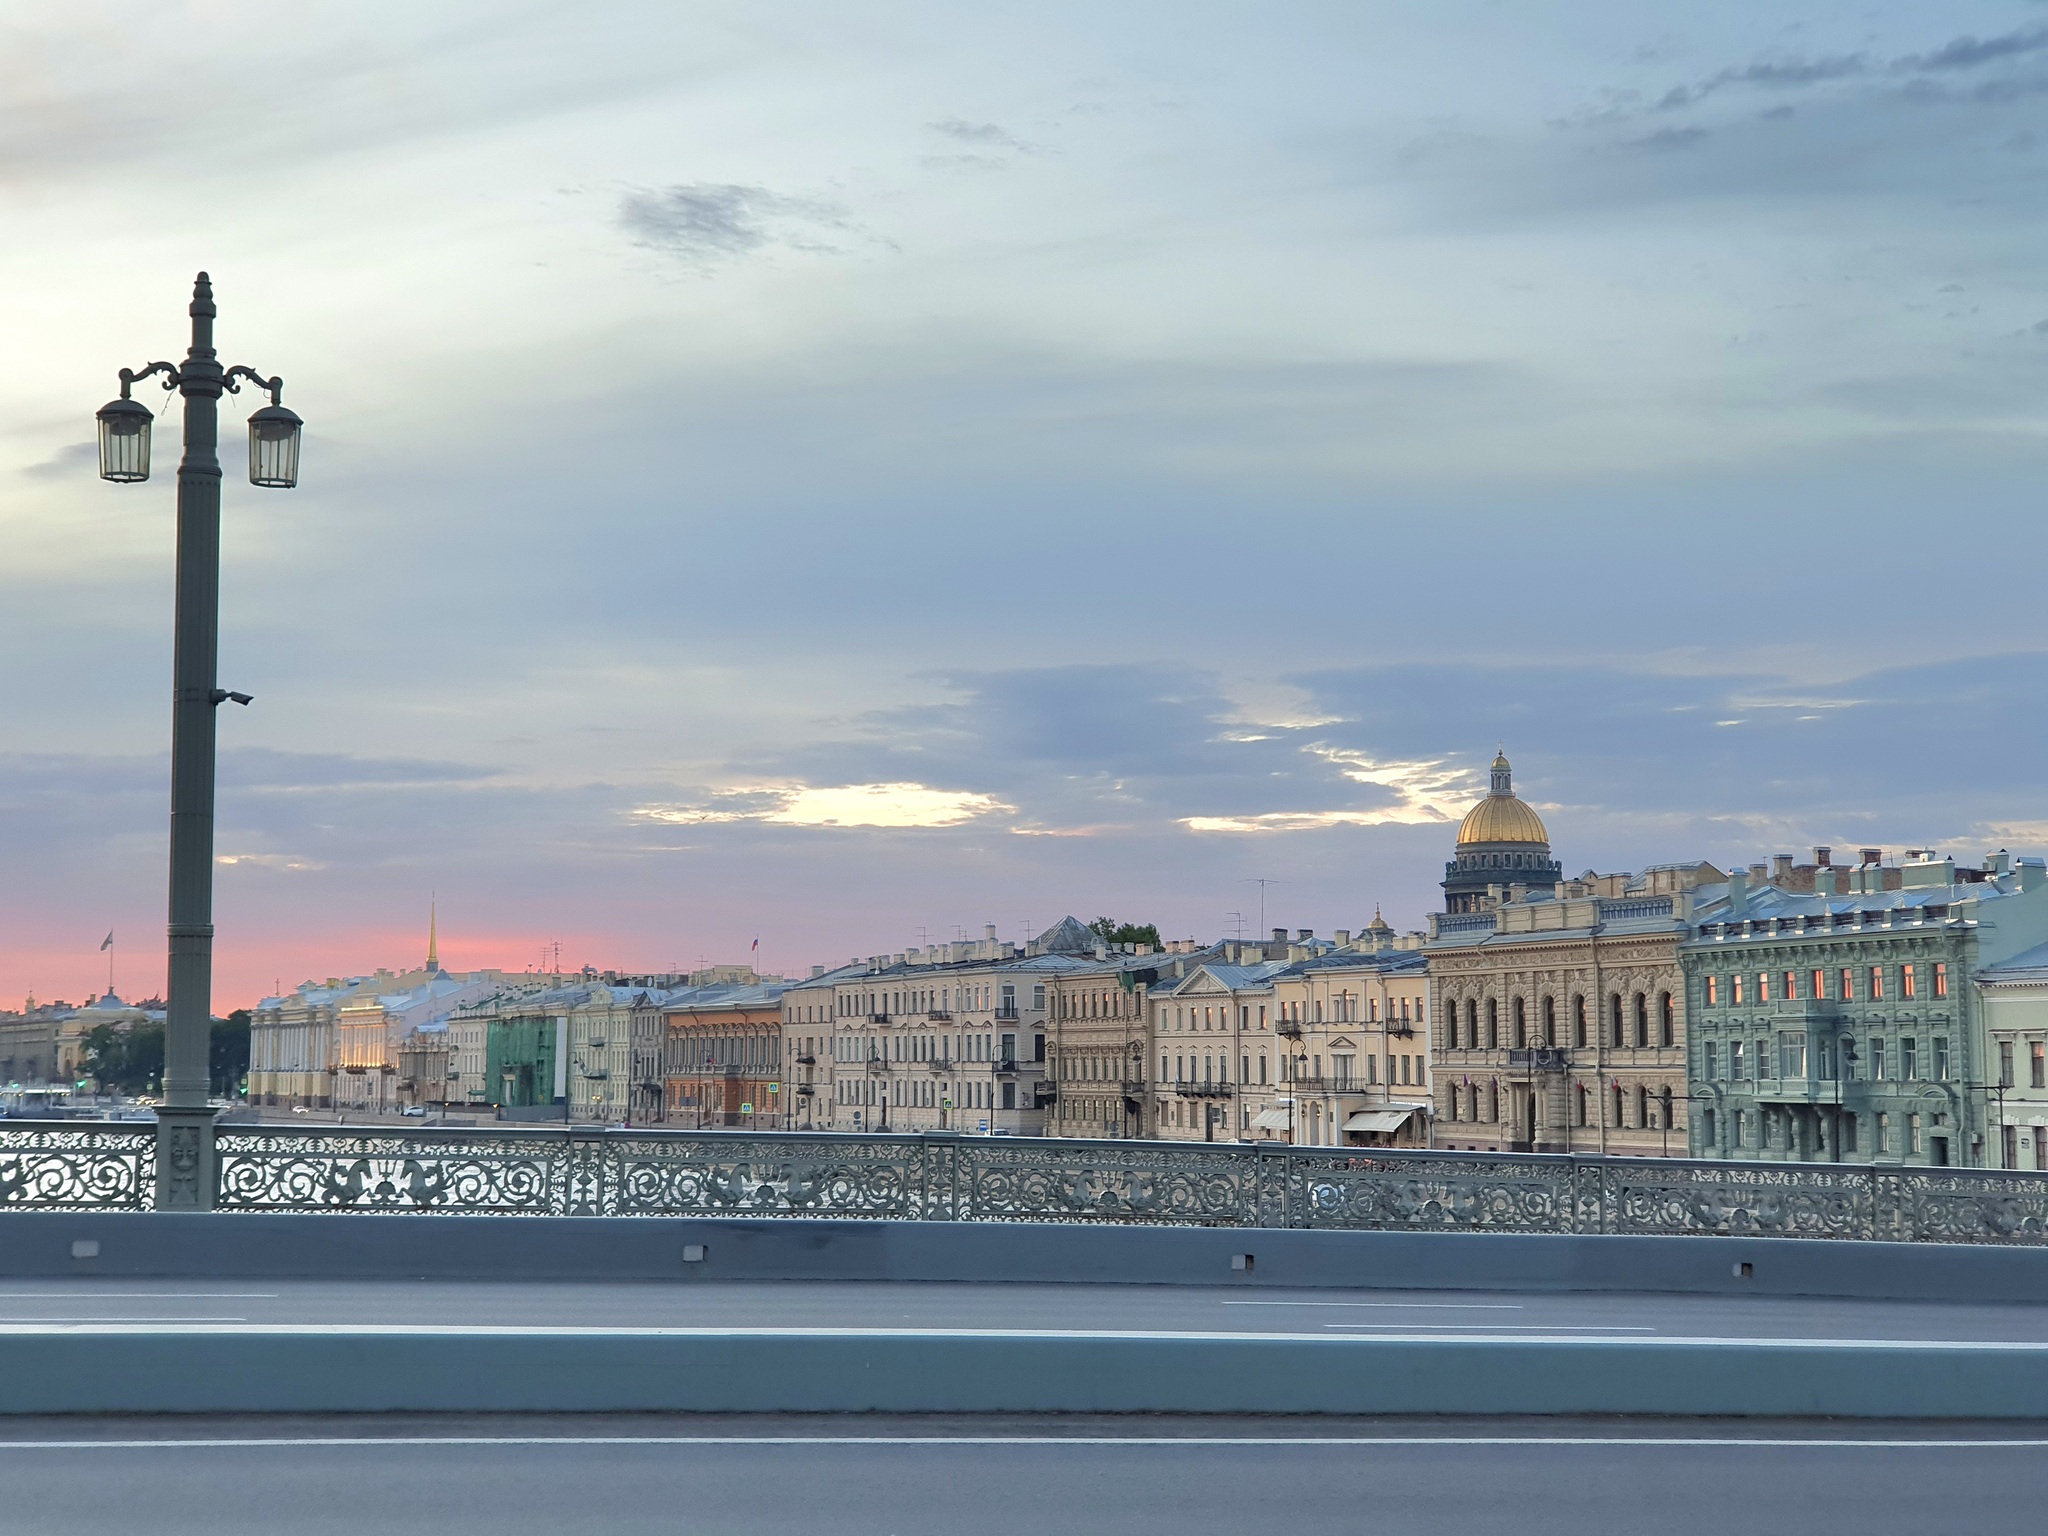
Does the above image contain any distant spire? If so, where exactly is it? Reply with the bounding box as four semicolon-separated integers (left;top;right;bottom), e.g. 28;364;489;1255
427;895;440;972
1490;748;1513;797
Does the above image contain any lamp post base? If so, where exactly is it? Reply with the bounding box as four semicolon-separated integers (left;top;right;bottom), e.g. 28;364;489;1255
154;1106;219;1210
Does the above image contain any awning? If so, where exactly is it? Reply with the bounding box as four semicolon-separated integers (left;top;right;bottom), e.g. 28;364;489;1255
1344;1109;1414;1134
1251;1108;1293;1131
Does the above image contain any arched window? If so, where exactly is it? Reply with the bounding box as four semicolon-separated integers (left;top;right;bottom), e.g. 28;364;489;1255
1612;1082;1624;1127
1609;994;1623;1048
1633;993;1648;1049
1572;994;1587;1049
1488;1081;1500;1122
1703;1106;1717;1147
1638;1085;1652;1127
1486;999;1499;1050
1659;992;1674;1047
1465;998;1478;1039
1512;997;1526;1048
1576;1085;1589;1127
1541;996;1556;1047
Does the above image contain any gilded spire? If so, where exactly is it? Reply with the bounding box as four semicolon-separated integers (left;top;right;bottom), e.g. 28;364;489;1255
427;896;440;972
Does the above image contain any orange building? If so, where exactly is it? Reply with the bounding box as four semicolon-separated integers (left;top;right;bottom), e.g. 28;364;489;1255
664;987;786;1129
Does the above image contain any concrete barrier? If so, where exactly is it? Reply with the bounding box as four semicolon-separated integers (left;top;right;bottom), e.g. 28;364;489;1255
6;1211;2048;1304
0;1327;2045;1417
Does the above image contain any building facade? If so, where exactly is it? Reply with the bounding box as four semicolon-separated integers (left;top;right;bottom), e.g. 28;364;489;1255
1426;755;1712;1157
1683;850;2048;1167
665;986;787;1129
1975;940;2048;1171
1269;927;1433;1149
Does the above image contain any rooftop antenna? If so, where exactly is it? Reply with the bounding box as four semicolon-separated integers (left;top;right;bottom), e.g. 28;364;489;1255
1224;910;1247;940
1239;877;1281;936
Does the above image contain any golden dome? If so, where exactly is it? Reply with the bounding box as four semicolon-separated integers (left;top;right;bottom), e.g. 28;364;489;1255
1455;750;1549;846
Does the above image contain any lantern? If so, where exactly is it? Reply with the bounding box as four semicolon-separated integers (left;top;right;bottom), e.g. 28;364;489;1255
247;402;302;489
95;396;153;483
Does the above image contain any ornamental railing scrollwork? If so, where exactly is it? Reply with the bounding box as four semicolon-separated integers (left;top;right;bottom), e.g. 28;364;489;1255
2;1121;2048;1243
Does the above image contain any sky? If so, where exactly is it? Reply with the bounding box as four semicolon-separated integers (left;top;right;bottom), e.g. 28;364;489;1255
6;2;2048;1006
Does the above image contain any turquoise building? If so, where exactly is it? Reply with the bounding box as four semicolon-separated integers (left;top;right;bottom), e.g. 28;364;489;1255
1680;851;2048;1167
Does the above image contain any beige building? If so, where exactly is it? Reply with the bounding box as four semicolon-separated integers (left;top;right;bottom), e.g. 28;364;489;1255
1268;919;1434;1149
1426;753;1715;1156
1044;940;1224;1141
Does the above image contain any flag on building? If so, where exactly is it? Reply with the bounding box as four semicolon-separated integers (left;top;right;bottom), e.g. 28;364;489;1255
751;938;759;952
99;932;113;951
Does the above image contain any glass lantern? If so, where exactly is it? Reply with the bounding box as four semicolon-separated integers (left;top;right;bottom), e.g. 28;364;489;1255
247;403;303;489
95;397;153;483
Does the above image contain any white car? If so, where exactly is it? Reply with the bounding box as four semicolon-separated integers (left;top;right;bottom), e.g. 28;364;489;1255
400;1105;426;1117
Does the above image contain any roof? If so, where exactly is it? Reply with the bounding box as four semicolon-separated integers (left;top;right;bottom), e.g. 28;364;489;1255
1456;751;1549;847
1034;916;1096;955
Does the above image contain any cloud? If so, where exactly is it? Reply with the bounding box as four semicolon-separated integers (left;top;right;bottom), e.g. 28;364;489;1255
616;183;849;263
17;442;98;481
637;782;1014;829
1899;28;2048;74
928;117;1030;150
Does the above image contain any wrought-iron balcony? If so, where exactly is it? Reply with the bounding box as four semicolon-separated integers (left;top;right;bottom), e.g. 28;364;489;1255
994;1006;1020;1021
1288;1077;1364;1094
927;1010;952;1022
865;1057;892;1075
927;1059;951;1075
993;1056;1021;1074
1175;1081;1233;1098
1507;1047;1571;1073
1277;1020;1303;1038
795;1053;816;1066
1386;1024;1416;1039
868;1013;891;1024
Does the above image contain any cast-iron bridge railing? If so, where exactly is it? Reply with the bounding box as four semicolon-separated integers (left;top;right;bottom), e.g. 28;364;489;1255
3;1120;2048;1242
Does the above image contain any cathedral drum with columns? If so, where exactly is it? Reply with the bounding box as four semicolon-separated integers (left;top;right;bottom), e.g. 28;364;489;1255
1425;750;1705;1157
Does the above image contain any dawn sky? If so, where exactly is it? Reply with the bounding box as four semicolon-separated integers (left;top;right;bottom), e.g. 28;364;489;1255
6;2;2048;1005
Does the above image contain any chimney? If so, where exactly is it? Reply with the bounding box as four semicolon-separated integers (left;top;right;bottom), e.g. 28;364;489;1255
984;924;998;941
1814;846;1832;868
1771;854;1793;883
1271;928;1286;943
1748;862;1768;885
809;965;824;979
1813;869;1837;897
1860;848;1882;867
1727;868;1748;916
1334;929;1351;947
1297;928;1313;942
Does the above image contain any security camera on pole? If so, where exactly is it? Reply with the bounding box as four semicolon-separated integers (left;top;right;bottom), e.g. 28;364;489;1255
96;273;302;1209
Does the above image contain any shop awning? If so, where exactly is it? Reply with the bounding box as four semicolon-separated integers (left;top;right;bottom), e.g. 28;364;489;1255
1344;1109;1414;1134
1251;1108;1293;1131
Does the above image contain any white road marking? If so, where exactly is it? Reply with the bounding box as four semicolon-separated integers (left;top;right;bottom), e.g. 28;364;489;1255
0;1435;2038;1450
0;1317;248;1324
0;1293;279;1299
1323;1323;1657;1332
1224;1300;1523;1309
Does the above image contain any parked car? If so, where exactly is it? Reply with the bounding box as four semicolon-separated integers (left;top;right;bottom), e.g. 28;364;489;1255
400;1105;426;1117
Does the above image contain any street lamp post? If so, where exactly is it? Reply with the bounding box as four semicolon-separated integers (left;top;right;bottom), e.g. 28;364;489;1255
98;273;300;1210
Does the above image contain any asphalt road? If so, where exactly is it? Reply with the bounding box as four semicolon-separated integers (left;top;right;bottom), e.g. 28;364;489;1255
0;1277;2044;1343
1;1416;2042;1535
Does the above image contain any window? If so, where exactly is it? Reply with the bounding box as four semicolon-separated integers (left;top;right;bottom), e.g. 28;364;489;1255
1872;1038;1887;1081
1758;973;1771;1003
1730;1039;1746;1080
1542;996;1556;1046
1841;1114;1857;1154
1901;964;1916;1001
1732;975;1745;1006
1840;968;1853;1001
1633;993;1648;1048
1703;1041;1718;1080
1445;999;1459;1047
1705;976;1720;1007
1902;1037;1918;1080
2005;1125;2020;1170
1577;1085;1590;1126
1612;1083;1624;1127
1702;1106;1716;1145
1875;1112;1889;1155
1908;1114;1922;1156
1334;1053;1354;1089
2034;1042;2046;1091
1782;972;1795;1001
1778;1033;1806;1080
1610;993;1623;1046
1659;992;1674;1047
1573;995;1587;1047
1811;969;1826;999
1733;1108;1746;1148
1870;966;1885;1001
1513;998;1526;1048
1757;1037;1771;1079
2001;1041;2016;1090
1933;963;1948;999
1934;1037;1949;1081
1486;1000;1499;1049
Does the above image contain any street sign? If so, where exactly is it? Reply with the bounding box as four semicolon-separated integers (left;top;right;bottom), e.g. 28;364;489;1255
768;1083;779;1094
740;1102;753;1115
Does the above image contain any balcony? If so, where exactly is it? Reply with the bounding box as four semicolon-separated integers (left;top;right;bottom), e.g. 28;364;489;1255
582;1067;609;1081
1174;1081;1233;1098
1288;1077;1364;1094
927;1010;952;1022
994;1006;1020;1022
794;1054;816;1067
994;1056;1020;1074
1507;1048;1571;1073
1277;1020;1303;1039
868;1013;891;1025
927;1059;951;1076
1386;1024;1416;1039
865;1058;892;1075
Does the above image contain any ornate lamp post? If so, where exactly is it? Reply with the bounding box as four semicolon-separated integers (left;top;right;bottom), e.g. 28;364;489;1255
96;273;301;1209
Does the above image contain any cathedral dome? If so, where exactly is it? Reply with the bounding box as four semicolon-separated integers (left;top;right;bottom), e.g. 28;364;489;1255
1455;751;1549;847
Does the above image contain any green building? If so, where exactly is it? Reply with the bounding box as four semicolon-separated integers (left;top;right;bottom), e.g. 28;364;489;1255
1681;851;2048;1167
482;987;585;1109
